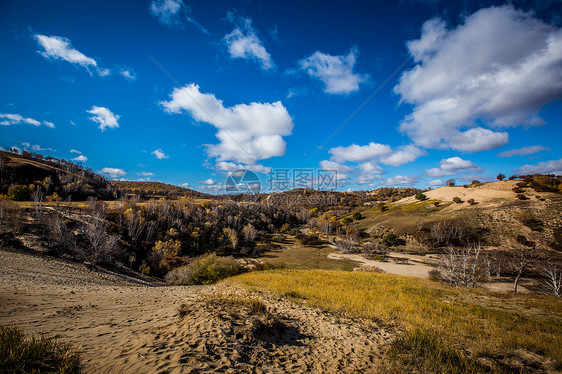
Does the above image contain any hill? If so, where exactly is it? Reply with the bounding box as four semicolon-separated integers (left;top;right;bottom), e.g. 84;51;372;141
357;180;562;251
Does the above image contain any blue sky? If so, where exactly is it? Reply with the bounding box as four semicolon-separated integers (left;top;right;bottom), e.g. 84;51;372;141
1;0;561;193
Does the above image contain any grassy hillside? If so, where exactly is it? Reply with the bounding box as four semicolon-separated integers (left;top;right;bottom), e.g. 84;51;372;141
233;269;562;373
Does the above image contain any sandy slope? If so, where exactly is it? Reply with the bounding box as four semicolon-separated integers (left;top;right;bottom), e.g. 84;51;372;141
0;248;388;373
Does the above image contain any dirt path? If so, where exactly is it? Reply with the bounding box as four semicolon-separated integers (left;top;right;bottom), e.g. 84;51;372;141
0;248;388;373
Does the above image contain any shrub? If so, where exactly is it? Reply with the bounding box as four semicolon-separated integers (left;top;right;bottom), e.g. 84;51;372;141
415;192;427;201
446;179;455;187
7;185;30;201
309;207;319;218
497;173;506;181
339;217;353;226
453;197;462;204
382;233;400;247
356;265;384;273
295;233;322;246
512;187;523;193
165;254;245;285
466;198;475;205
516;181;527;188
428;269;442;282
352;212;362;220
0;324;80;373
280;223;291;234
433;201;440;207
471;180;480;184
516;193;526;200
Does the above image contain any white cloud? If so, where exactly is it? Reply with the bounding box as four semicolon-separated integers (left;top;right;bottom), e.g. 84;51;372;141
181;182;191;188
70;149;81;154
120;69;136;80
100;167;126;178
319;160;353;181
161;83;293;166
202;178;216;185
151;148;169;159
149;0;207;32
87;106;119;131
329;142;425;166
395;6;562;152
0;113;40;126
357;161;384;175
138;171;154;176
384;175;418;186
224;14;274;71
216;161;271;174
428;179;444;187
0;113;55;128
72;155;88;162
516;158;562;175
298;47;368;94
426;157;483;177
34;34;97;71
498;145;550;158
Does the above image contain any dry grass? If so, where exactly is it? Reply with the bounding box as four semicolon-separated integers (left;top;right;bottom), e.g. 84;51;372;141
232;270;562;372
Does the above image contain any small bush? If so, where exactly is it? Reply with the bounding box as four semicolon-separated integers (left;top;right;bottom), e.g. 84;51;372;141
382;233;402;247
7;185;30;201
385;329;489;374
295;233;322;246
0;324;80;373
352;212;362;220
471;180;480;184
512;187;523;193
165;254;245;285
433;201;440;207
415;193;427;201
428;269;442;282
466;198;475;205
357;265;384;273
516;193;526;200
453;197;462;204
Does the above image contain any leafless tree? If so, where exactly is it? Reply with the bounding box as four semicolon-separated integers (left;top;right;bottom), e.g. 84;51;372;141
124;208;146;246
541;264;562;297
507;240;537;293
31;186;45;222
243;223;258;242
439;243;485;287
223;227;238;250
335;237;357;253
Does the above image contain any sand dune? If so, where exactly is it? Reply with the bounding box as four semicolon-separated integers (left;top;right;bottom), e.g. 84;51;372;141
0;248;388;373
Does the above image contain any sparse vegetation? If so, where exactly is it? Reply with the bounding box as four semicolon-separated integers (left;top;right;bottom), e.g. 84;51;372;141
0;324;80;373
415;192;427;201
453;196;462;204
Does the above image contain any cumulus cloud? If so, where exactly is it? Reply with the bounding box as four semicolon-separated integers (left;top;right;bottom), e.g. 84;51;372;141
35;34;97;71
428;179;444;187
319;160;353;181
0;113;54;128
224;13;273;71
426;157;483;177
329;142;425;166
161;83;293;168
216;161;271;174
150;0;207;32
516;158;562;175
151;148;169;159
180;182;191;188
87;106;119;131
395;6;562;152
298;47;368;94
100;167;126;178
72;155;88;162
498;145;550;158
385;175;417;186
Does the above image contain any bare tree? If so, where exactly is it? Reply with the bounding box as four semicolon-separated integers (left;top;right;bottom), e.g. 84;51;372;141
541;264;562;297
31;186;45;222
507;240;537;293
335;237;357;253
223;227;238;250
243;223;258;242
124;208;146;246
439;243;485;287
